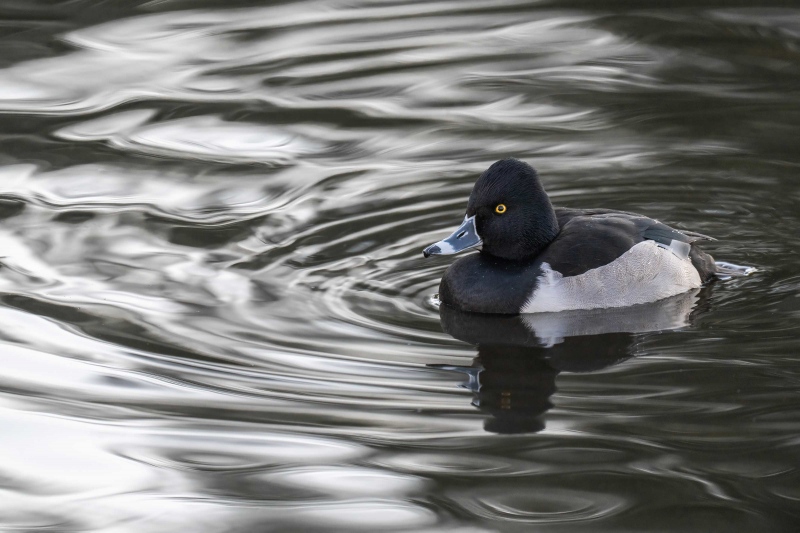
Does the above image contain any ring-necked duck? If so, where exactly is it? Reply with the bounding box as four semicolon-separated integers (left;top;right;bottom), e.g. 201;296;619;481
423;159;717;314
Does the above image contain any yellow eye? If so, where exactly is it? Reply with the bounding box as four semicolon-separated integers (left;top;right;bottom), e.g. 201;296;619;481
495;204;507;214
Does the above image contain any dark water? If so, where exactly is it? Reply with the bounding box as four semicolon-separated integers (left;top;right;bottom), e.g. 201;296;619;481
0;1;799;531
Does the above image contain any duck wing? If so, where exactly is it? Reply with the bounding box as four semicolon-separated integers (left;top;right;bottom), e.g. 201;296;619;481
545;208;713;278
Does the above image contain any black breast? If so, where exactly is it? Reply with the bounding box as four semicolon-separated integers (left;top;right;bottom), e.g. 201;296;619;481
439;253;542;314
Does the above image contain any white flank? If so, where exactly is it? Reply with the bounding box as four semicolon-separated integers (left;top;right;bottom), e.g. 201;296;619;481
521;240;702;313
521;289;699;346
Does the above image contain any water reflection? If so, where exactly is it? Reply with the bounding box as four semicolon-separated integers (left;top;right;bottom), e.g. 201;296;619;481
435;290;704;434
0;0;797;529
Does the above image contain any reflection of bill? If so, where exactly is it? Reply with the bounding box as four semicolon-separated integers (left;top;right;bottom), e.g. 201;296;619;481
431;289;705;434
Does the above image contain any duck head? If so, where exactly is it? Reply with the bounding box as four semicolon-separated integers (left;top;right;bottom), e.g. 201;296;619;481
423;159;559;261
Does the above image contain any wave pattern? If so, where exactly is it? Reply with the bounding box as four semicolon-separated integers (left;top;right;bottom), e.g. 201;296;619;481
0;1;798;531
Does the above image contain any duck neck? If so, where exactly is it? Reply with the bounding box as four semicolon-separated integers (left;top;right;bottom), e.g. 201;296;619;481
520;203;559;261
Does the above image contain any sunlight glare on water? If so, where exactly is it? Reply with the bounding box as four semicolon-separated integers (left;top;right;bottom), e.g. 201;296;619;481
0;0;798;531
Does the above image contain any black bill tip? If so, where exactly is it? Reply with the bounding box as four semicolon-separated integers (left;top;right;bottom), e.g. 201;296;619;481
422;245;440;258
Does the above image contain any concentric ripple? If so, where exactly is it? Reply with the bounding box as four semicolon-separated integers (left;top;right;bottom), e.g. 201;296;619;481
0;1;798;532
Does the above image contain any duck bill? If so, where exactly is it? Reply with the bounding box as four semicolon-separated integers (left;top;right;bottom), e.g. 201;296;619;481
423;215;482;258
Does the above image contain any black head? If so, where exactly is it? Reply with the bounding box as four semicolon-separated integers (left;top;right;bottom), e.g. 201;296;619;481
467;159;559;261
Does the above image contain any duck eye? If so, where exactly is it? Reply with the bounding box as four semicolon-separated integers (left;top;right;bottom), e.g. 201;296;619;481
495;203;507;214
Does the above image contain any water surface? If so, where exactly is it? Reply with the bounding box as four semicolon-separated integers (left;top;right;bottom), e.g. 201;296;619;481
0;1;798;531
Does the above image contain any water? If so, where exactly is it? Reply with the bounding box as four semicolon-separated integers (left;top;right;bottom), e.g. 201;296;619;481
0;1;798;531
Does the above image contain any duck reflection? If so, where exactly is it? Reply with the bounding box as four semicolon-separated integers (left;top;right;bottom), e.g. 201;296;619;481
432;289;706;434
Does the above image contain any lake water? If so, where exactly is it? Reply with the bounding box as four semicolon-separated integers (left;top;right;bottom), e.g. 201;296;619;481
0;1;798;531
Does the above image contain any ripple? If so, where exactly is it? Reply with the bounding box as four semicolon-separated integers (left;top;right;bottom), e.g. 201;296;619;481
266;465;428;497
458;487;627;524
273;500;438;530
0;1;798;532
378;452;538;477
68;115;328;164
121;431;369;470
56;109;158;139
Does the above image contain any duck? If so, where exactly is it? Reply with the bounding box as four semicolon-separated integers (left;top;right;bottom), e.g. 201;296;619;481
422;158;717;314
